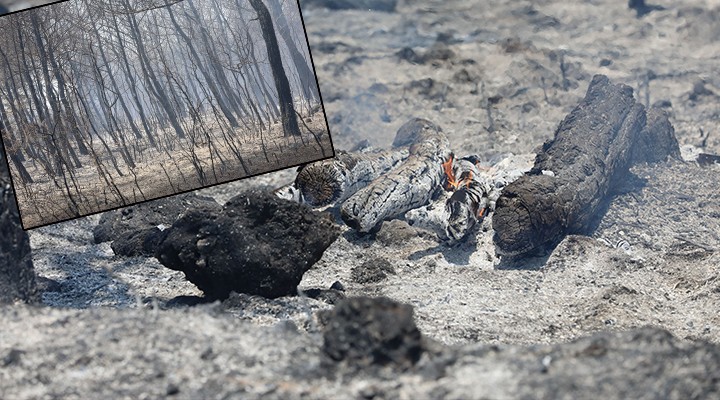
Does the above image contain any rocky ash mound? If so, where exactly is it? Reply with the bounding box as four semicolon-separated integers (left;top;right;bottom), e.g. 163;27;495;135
3;0;720;398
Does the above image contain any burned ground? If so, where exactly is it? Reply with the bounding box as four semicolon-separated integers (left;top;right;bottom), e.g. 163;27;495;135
2;0;720;398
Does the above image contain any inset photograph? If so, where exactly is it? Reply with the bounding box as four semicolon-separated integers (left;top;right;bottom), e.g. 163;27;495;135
0;0;332;229
0;1;66;16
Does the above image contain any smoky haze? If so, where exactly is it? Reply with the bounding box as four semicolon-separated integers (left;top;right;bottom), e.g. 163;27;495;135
0;0;331;229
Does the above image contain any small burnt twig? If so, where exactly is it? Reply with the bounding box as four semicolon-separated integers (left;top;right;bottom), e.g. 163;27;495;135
294;109;329;157
674;236;717;252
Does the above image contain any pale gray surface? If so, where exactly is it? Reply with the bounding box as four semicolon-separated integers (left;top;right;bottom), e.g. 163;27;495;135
1;305;718;399
5;0;720;397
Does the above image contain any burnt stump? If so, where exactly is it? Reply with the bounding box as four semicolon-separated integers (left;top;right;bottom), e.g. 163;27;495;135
155;189;340;299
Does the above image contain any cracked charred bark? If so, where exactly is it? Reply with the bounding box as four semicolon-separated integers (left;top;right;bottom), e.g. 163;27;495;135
492;74;680;258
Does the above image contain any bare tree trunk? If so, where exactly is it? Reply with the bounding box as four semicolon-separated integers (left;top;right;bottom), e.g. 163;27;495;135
123;0;186;139
268;0;319;102
165;4;240;128
110;11;158;147
247;0;302;137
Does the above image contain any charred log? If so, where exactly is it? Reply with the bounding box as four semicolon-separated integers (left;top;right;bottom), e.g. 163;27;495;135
340;118;451;232
406;153;532;242
492;75;680;258
290;149;408;207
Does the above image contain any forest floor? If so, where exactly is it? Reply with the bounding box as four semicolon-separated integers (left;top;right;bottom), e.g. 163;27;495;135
2;0;720;398
13;110;332;229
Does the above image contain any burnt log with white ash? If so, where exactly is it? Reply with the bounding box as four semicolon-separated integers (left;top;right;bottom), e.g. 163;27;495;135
340;118;451;232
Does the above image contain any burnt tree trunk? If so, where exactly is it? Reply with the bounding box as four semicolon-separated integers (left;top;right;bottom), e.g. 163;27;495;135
268;0;319;102
492;74;680;258
248;0;302;137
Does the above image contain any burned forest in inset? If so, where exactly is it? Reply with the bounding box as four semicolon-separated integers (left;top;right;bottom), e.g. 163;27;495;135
0;0;332;229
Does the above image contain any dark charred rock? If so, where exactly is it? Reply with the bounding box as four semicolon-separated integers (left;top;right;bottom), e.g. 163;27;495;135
0;156;37;304
493;75;680;258
322;296;424;370
110;227;166;258
689;81;716;101
351;257;395;284
301;0;397;12
93;193;221;256
302;288;346;305
629;0;666;18
396;47;423;64
155;189;340;299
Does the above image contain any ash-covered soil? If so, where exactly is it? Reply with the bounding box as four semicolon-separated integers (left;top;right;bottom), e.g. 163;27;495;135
2;0;720;398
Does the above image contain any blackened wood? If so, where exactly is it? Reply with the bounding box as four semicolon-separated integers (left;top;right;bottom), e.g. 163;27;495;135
248;0;302;137
633;107;680;163
697;153;720;167
0;154;37;303
493;74;679;258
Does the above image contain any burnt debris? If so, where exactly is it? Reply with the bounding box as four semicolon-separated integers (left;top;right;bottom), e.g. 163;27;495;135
628;0;666;18
154;188;340;300
94;193;221;257
493;74;680;259
322;296;424;370
350;256;395;284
